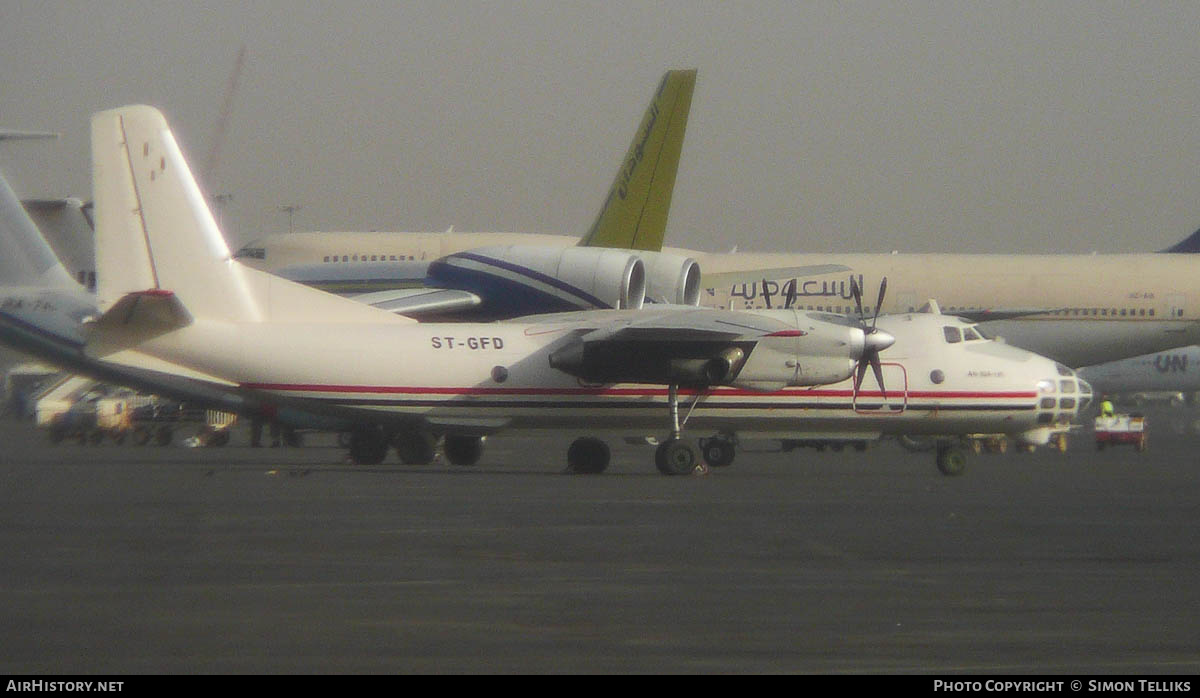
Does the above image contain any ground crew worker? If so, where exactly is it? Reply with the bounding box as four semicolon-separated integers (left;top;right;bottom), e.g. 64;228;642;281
1100;396;1115;417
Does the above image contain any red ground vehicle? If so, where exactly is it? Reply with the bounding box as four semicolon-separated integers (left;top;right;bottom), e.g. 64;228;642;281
1094;414;1146;451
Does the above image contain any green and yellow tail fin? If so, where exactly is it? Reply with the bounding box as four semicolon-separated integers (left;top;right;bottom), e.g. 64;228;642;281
579;69;696;251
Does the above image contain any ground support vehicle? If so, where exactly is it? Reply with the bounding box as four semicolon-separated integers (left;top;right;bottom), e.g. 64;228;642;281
1094;414;1146;451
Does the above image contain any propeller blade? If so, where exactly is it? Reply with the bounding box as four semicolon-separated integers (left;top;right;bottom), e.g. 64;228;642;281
850;276;864;321
871;277;887;331
854;358;869;394
870;353;887;401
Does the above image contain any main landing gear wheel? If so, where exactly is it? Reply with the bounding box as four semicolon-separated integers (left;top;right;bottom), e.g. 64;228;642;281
349;427;390;465
699;437;736;468
394;431;437;465
444;435;484;466
567;437;610;474
935;443;967;477
655;438;698;476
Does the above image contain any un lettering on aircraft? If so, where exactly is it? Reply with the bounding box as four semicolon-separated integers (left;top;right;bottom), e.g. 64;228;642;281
1154;354;1188;373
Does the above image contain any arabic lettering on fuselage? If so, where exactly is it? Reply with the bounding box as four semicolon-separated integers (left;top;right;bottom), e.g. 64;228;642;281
724;275;865;304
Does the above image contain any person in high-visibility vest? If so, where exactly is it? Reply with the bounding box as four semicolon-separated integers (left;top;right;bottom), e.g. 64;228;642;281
1100;396;1115;417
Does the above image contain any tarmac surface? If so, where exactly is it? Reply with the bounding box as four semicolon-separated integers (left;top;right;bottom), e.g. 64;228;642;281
1;413;1199;674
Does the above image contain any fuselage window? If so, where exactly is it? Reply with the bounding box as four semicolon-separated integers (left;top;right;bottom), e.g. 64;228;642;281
342;255;348;262
1149;309;1155;316
943;326;962;343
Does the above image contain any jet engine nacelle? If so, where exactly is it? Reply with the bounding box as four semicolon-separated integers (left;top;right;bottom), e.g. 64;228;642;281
430;245;647;314
637;251;701;306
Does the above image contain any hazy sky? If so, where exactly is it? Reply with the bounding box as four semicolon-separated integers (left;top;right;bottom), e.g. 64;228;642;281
2;1;1199;253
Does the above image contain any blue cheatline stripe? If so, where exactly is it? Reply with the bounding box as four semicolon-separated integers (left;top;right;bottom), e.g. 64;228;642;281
445;251;613;308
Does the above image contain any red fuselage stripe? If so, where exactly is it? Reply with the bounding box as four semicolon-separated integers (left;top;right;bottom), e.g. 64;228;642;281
240;383;1037;399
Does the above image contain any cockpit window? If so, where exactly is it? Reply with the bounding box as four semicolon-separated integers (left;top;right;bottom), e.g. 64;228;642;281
1056;363;1074;376
974;325;994;339
1059;380;1076;394
962;327;981;341
943;326;962;343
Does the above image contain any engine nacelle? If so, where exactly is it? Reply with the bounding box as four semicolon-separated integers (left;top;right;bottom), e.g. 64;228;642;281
731;312;866;390
429;245;646;316
637;251;701;306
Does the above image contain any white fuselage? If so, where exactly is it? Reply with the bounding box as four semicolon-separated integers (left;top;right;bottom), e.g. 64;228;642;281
117;312;1076;441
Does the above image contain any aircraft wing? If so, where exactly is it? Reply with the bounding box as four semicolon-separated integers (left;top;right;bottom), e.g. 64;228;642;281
522;306;865;390
271;261;431;293
347;287;482;316
271;262;482;317
0;130;58;141
954;307;1062;322
520;306;793;339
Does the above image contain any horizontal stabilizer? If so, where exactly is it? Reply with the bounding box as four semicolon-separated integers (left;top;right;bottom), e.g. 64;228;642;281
84;289;193;356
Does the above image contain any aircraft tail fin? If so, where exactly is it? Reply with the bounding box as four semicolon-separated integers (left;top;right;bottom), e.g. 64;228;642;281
1160;226;1200;253
578;69;696;251
0;168;77;289
90;105;411;327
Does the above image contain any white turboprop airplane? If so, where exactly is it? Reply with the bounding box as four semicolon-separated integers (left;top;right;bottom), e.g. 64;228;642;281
79;105;1092;475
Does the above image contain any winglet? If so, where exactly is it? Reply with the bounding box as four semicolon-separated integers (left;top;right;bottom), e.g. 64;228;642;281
578;69;696;251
